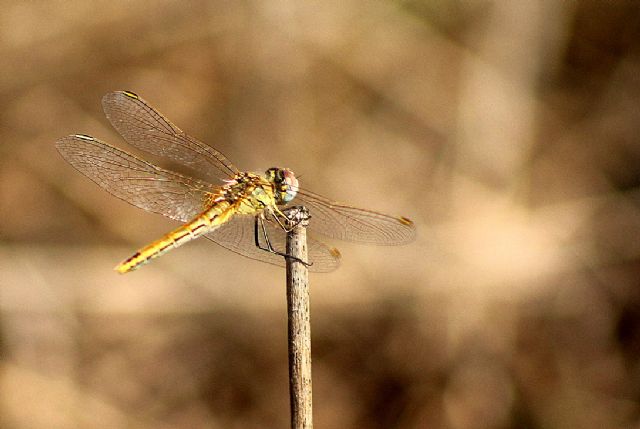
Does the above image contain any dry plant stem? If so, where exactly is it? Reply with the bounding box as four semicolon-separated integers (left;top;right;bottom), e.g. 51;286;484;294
285;206;313;429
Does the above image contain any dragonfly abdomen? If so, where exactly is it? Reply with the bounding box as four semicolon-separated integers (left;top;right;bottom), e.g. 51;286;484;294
115;203;233;273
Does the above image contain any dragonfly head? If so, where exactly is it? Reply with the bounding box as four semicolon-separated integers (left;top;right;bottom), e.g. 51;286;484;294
265;167;299;204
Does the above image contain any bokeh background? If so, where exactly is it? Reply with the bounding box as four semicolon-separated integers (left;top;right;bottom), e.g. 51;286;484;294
2;1;640;428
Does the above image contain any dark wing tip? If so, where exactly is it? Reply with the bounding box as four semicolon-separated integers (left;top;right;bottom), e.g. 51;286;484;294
120;90;139;99
398;216;413;226
55;134;103;165
55;134;92;149
395;216;417;244
102;90;139;107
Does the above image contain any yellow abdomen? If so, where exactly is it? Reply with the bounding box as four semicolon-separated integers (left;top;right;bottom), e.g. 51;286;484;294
115;203;235;273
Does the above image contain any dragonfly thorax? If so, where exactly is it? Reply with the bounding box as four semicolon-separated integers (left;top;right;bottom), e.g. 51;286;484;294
265;167;299;204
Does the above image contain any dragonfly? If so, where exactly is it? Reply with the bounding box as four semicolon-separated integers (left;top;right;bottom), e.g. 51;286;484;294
55;91;415;273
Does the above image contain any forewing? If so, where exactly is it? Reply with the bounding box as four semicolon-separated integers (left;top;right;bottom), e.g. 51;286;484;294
55;134;213;222
294;188;416;245
205;215;341;273
102;91;238;182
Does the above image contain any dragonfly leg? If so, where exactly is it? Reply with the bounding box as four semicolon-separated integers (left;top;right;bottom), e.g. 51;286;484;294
254;215;311;267
273;206;312;232
271;208;295;232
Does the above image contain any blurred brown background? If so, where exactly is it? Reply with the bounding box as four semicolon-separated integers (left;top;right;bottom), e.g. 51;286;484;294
2;1;640;428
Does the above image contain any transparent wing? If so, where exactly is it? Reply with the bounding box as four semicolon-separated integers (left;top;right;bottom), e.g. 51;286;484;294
100;91;415;246
55;134;214;222
205;215;341;273
102;90;239;182
294;188;416;245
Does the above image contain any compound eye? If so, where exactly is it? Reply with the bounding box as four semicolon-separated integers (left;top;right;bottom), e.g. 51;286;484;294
281;170;299;203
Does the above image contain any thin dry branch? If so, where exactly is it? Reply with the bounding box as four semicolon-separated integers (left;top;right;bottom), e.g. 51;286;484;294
285;206;313;429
